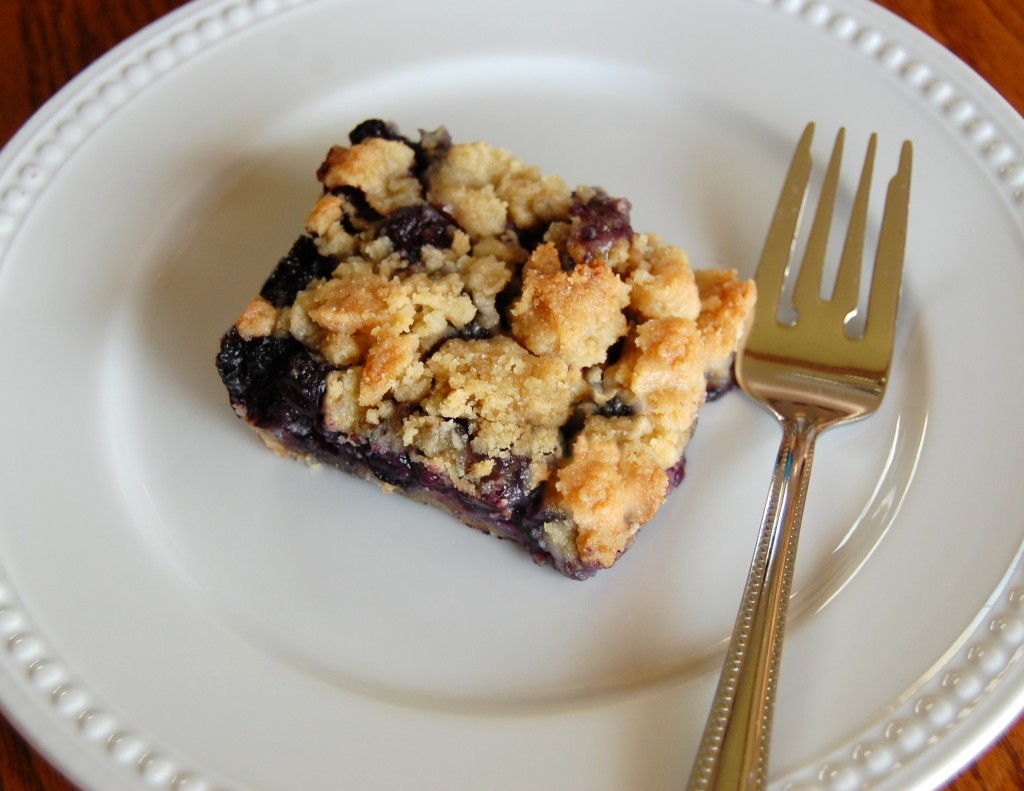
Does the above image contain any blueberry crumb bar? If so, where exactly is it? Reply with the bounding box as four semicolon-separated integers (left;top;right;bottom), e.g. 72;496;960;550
215;120;755;579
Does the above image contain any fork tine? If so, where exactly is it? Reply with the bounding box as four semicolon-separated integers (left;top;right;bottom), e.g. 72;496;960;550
792;128;845;316
754;123;815;325
863;139;913;355
832;133;877;325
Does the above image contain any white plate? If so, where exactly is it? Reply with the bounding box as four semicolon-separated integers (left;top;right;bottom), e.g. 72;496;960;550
1;0;1023;789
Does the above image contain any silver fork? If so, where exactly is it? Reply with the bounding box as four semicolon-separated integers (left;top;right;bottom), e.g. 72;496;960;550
684;123;913;791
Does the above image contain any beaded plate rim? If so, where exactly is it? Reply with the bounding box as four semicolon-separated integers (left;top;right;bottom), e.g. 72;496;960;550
0;1;1022;789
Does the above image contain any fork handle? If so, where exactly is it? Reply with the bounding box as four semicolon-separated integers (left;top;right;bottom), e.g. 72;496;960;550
686;415;820;791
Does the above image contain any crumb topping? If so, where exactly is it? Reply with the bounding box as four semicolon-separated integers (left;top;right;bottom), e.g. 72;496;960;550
234;295;278;339
509;242;631;368
551;416;667;568
423;337;585;472
317;138;422;215
695;268;758;380
228;120;756;574
622;234;702;321
288;265;476;371
429;142;572;237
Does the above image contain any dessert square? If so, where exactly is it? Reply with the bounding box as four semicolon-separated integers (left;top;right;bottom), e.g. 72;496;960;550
216;120;755;579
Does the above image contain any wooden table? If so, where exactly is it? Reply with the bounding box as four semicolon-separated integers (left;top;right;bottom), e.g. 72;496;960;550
1;0;1023;788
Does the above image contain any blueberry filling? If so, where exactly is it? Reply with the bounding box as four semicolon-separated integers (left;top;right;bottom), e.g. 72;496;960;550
568;190;634;263
381;203;455;258
705;379;735;401
216;328;583;571
328;186;381;226
348;118;407;145
453;319;495;341
597;395;634;418
706;361;739;401
258;236;336;308
216;329;331;449
666;456;687;489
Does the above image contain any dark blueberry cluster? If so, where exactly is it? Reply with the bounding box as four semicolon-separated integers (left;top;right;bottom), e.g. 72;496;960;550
453;319;494;341
258;236;337;308
476;454;538;515
361;447;417;488
216;322;565;565
381;203;455;258
596;395;635;418
216;329;332;453
348;119;407;145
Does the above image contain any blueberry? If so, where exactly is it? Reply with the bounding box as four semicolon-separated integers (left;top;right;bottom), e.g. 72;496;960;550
277;351;331;420
259;235;336;308
478;455;537;516
365;448;416;487
328;185;381;225
381;203;454;258
454;319;494;341
216;329;330;439
597;395;634;418
348;120;451;179
666;456;686;490
216;329;291;413
568;191;633;262
349;119;406;145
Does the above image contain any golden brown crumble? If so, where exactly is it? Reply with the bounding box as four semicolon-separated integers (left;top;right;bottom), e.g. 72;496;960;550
226;122;756;576
622;234;702;321
550;416;667;568
234;295;278;340
289;266;476;371
317;138;422;215
423;337;585;479
429;142;572;238
509;242;631;368
606;317;707;469
695;268;758;381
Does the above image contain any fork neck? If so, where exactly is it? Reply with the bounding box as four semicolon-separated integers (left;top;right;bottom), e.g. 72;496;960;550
765;401;849;433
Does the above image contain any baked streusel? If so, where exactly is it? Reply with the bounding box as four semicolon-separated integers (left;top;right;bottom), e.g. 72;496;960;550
216;120;755;579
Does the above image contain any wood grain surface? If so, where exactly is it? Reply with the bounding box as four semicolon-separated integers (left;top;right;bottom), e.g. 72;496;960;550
1;0;1023;788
